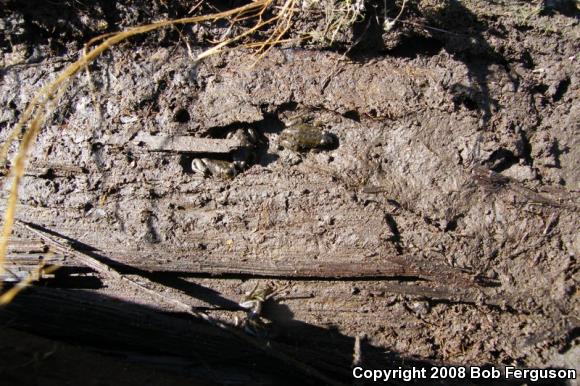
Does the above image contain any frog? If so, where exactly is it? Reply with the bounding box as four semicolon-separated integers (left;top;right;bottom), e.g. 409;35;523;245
237;282;288;338
191;158;237;179
191;128;259;179
239;282;275;317
227;128;259;171
278;115;337;152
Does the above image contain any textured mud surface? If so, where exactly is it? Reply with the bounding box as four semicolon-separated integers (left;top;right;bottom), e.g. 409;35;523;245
1;0;579;384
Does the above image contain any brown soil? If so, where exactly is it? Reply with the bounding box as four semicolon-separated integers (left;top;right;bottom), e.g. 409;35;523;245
1;1;578;385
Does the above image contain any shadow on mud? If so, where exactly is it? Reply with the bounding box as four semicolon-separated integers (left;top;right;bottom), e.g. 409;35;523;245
1;223;570;386
1;0;209;52
1;281;571;386
349;0;515;126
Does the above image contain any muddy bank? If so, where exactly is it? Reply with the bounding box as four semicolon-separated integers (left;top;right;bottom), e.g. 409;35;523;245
1;0;579;384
